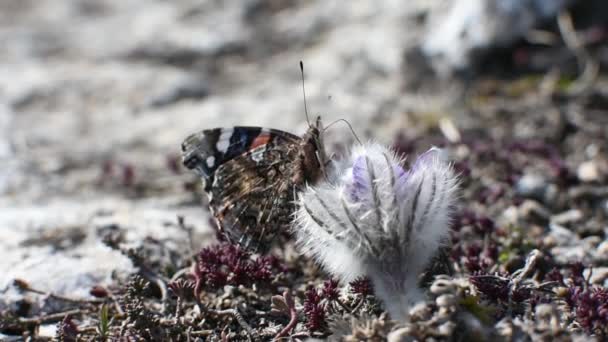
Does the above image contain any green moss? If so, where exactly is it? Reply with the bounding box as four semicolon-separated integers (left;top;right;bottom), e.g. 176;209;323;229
459;295;493;325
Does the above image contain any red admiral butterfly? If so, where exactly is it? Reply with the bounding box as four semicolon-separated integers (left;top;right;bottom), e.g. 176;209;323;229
182;117;327;252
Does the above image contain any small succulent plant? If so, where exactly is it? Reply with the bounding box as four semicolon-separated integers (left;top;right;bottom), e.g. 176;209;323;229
192;243;281;295
294;142;458;321
304;286;327;331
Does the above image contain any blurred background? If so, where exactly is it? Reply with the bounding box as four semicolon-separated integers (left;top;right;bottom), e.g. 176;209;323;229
1;0;608;330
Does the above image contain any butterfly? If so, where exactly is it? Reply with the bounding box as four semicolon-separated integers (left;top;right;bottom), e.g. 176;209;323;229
181;117;328;252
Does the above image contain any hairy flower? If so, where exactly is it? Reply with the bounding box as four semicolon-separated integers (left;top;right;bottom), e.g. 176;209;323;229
294;142;458;321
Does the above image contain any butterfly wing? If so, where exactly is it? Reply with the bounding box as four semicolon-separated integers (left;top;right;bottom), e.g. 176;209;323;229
182;127;304;251
209;142;303;250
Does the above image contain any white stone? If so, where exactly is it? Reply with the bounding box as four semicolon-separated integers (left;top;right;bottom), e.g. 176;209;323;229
597;240;608;259
550;209;583;225
584;267;608;286
578;161;600;182
387;327;414;342
548;223;577;246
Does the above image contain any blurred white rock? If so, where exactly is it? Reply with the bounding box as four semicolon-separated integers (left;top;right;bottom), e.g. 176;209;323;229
421;0;571;76
0;201;211;314
577;160;601;182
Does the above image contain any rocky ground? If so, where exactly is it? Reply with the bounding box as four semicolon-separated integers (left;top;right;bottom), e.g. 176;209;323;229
1;0;608;341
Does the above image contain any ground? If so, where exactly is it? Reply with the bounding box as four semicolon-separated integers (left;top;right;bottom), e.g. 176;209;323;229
1;0;608;341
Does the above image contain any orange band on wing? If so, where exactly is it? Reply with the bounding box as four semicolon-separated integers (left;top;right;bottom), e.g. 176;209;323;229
251;133;271;149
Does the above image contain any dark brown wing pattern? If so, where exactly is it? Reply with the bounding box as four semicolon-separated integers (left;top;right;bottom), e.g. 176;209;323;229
209;143;303;251
182;121;326;252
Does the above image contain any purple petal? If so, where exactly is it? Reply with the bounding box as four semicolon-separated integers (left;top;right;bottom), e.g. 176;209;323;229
394;164;409;189
411;148;440;172
348;156;369;202
394;163;406;178
395;148;441;198
348;155;409;203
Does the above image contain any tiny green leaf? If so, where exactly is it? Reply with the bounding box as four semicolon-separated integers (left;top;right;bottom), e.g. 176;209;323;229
97;304;109;340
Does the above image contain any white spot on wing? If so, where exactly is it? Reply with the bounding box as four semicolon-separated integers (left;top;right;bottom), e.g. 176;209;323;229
206;156;215;168
251;147;266;163
216;129;233;153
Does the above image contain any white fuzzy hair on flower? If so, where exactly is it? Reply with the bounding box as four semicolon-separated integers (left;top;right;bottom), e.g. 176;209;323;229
293;142;458;321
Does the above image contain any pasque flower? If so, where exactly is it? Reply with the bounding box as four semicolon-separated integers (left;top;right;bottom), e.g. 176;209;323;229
294;142;458;320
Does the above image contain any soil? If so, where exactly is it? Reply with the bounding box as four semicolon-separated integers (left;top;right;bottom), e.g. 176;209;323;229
1;1;608;341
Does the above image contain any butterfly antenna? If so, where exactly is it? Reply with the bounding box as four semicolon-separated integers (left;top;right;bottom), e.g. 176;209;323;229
324;118;363;145
300;61;311;127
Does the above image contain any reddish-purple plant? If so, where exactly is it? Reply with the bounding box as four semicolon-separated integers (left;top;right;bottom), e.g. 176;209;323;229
529;293;552;311
560;262;608;334
545;267;564;285
451;209;476;232
122;163;136;187
569;262;586;287
194;246;228;291
451;210;501;274
510;286;532;303
475;216;496;235
322;279;339;301
463;243;494;273
470;271;533;305
248;256;274;282
303;286;326;331
451;210;495;236
477;185;505;205
192;243;283;294
470;273;510;302
453;160;471;179
391;132;416;158
568;287;608;334
507;139;557;157
166;153;181;174
168;279;196;300
349;277;373;297
56;315;78;342
101;159;114;178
